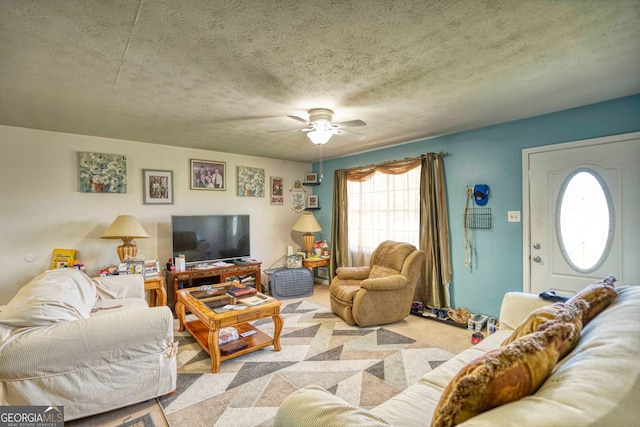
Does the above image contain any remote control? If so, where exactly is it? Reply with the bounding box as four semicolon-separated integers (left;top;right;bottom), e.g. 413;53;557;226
257;294;268;299
240;330;257;338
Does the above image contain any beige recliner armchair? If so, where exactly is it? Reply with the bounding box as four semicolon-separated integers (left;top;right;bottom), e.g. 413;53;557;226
329;240;425;327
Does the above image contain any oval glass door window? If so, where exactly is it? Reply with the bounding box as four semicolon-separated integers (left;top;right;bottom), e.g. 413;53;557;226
556;169;613;273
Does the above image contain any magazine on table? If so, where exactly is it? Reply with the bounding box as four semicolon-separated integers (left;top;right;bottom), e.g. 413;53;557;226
237;294;271;306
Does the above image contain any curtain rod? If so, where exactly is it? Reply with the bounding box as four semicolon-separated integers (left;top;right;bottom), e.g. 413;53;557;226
345;152;450;171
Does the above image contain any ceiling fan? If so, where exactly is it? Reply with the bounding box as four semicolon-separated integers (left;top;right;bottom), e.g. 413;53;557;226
269;108;367;145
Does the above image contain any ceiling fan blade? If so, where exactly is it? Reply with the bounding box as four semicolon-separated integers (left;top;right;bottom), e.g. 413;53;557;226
333;119;367;128
287;115;310;124
334;128;367;140
268;127;312;133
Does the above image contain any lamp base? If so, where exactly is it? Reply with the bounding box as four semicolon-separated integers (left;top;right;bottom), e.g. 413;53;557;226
117;238;138;262
302;233;315;255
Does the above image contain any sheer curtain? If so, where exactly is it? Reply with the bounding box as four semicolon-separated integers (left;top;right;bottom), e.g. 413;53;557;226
347;167;420;266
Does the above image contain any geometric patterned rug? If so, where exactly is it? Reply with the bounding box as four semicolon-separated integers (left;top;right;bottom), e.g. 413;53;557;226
159;301;454;427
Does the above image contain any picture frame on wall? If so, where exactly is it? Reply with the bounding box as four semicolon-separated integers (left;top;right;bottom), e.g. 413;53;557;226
237;166;265;197
270;176;283;205
190;159;226;190
78;151;127;193
307;194;319;209
142;169;173;204
303;172;319;184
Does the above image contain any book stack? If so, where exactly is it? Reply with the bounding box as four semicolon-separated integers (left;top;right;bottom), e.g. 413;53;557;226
144;259;159;278
226;285;257;299
190;287;227;299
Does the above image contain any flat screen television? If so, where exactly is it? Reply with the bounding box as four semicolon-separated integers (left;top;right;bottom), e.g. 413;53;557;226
171;215;250;265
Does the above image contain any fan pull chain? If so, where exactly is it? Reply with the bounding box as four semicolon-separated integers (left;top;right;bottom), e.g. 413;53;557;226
318;145;323;182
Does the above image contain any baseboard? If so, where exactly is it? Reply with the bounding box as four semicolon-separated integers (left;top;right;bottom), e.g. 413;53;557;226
410;311;468;329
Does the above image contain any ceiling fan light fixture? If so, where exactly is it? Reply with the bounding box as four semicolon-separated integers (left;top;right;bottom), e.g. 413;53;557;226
307;129;332;145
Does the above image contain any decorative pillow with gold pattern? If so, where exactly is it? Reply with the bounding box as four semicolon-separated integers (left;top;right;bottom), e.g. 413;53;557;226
567;280;618;325
502;301;586;355
431;321;581;427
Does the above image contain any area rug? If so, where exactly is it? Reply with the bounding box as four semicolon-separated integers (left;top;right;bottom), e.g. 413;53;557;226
159;301;455;426
64;398;168;427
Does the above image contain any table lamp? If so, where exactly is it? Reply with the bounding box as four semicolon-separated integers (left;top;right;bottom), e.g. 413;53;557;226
101;215;149;262
292;212;322;255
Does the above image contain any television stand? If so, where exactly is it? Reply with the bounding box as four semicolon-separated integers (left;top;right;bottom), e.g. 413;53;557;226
165;261;262;315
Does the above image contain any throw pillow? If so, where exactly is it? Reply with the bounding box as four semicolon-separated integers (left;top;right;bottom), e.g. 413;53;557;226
368;265;400;279
502;302;586;357
431;321;581;427
567;281;618;325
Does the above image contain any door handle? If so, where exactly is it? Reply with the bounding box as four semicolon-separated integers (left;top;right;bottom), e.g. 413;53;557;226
532;256;541;263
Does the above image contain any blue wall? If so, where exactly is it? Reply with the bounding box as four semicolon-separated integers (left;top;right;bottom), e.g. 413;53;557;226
313;95;640;317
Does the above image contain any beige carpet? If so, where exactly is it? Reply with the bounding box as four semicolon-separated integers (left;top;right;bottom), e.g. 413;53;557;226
159;300;454;426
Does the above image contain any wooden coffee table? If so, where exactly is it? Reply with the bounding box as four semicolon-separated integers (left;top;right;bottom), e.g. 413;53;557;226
175;286;283;373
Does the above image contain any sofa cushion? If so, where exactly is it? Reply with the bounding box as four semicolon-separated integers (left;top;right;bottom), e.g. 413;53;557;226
91;298;149;317
0;269;97;332
369;265;400;279
330;283;361;304
431;321;581;427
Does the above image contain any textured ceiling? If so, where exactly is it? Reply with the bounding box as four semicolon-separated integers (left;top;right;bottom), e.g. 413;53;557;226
0;0;639;163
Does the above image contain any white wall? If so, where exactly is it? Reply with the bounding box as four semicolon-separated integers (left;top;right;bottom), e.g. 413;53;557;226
0;125;312;304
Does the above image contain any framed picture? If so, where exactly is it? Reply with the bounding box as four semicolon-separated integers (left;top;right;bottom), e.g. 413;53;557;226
142;169;173;204
190;159;226;190
307;194;319;208
304;172;319;184
237;166;265;197
78;152;127;193
118;260;144;275
270;176;283;205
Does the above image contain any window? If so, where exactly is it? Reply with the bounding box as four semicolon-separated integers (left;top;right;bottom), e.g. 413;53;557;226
347;167;420;264
556;168;613;273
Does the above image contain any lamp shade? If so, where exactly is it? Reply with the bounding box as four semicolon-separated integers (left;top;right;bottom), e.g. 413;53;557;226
101;215;149;262
292;212;322;233
101;215;149;239
292;212;322;254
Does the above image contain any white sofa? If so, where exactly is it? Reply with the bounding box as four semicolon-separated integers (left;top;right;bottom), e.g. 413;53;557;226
275;285;640;426
0;269;177;421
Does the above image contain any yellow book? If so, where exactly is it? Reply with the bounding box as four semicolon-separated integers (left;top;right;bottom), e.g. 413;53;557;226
52;248;76;269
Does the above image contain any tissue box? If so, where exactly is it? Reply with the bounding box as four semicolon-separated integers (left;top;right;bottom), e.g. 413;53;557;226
468;314;488;331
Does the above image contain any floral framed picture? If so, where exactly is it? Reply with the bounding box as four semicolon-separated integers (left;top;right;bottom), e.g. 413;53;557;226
142;169;173;204
270;176;283;205
190;159;225;190
237;166;265;197
307;194;319;209
304;172;319;184
78;152;127;193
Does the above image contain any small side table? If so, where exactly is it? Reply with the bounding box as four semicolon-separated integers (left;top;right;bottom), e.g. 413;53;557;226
302;257;329;274
144;276;167;307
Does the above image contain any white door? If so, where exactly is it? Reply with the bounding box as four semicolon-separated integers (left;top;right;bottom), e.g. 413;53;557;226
523;132;640;296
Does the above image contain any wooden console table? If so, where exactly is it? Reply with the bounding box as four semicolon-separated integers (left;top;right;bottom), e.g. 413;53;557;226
165;262;262;314
302;257;329;273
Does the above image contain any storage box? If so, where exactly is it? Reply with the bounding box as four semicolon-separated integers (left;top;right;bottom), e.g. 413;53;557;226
269;268;313;299
468;314;488;331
